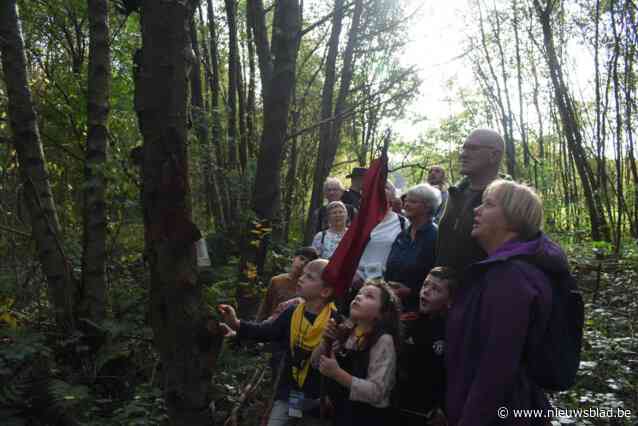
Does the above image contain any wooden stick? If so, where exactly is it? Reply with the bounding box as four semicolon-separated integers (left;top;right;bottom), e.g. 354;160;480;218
224;364;268;426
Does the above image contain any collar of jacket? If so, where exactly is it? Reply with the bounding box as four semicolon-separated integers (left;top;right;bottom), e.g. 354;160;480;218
448;173;512;196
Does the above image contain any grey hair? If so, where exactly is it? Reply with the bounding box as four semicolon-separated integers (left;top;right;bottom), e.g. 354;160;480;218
406;183;442;211
324;177;345;191
326;200;347;213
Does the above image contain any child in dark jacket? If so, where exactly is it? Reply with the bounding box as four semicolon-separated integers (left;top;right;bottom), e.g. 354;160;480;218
312;279;402;426
398;267;458;426
219;259;334;426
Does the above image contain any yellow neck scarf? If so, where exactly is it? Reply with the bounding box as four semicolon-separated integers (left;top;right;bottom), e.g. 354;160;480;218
290;302;335;388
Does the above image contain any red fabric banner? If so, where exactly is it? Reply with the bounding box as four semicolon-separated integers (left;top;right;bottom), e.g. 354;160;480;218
322;155;388;298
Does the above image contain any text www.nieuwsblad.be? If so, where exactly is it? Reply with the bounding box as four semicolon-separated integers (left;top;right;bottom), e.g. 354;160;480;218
497;406;633;420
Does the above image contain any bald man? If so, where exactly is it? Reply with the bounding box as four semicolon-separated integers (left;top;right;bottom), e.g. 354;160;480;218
436;129;505;273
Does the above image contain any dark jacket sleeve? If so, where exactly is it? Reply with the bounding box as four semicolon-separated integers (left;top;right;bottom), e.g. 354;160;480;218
457;263;538;426
237;305;294;343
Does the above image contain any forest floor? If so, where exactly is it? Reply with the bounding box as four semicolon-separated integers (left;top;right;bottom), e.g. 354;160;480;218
1;241;637;425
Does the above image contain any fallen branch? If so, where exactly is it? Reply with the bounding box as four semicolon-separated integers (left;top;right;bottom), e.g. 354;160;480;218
0;224;31;238
224;364;268;426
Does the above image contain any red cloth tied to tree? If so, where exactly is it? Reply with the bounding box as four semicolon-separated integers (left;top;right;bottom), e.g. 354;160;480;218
322;155;388;298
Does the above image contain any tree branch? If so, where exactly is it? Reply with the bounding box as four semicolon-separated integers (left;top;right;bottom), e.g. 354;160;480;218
0;224;31;238
299;0;355;37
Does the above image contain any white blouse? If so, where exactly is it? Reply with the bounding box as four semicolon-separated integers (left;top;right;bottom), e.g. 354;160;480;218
357;211;405;280
312;228;346;259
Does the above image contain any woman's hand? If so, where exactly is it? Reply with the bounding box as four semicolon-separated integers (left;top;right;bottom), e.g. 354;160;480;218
319;352;341;379
217;304;240;330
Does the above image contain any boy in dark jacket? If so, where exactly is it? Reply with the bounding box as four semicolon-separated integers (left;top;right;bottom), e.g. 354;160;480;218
219;259;335;426
399;267;458;426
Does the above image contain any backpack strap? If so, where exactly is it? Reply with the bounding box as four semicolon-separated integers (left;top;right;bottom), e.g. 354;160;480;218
398;214;407;232
321;230;327;245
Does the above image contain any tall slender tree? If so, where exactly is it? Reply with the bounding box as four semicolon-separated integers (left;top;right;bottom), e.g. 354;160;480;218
0;0;76;330
81;0;111;323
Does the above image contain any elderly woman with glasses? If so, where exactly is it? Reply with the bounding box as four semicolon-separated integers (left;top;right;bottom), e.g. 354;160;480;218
446;180;575;426
384;183;441;312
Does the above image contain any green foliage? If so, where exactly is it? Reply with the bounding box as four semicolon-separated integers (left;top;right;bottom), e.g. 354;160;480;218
112;383;168;425
548;260;637;425
0;330;50;423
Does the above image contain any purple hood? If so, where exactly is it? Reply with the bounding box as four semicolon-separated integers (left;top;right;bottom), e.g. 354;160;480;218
477;232;570;277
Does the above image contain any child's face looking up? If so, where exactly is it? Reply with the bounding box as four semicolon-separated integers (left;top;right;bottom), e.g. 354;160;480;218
350;285;383;323
297;261;325;301
291;255;308;275
420;275;451;314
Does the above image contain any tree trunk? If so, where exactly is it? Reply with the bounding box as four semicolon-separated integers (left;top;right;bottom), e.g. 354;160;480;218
610;0;624;253
492;6;517;179
331;0;364;160
134;2;222;424
245;3;258;158
81;0;111;324
533;0;608;241
303;0;345;244
191;16;224;229
247;0;273;101
477;1;516;179
224;0;239;169
241;0;301;316
205;0;231;228
251;0;301;221
624;0;638;237
205;0;224;168
0;0;76;330
512;0;528;170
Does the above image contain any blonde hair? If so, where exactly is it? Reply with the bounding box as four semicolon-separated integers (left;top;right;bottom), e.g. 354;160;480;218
484;180;543;240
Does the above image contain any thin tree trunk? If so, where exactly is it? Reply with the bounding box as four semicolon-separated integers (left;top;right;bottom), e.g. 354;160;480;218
242;0;301;316
595;0;603;189
134;2;222;423
247;0;273;100
304;0;346;244
533;0;607;241
0;0;76;330
513;0;528;170
81;0;111;323
624;0;638;237
205;0;231;228
331;0;364;153
246;2;258;158
225;0;239;169
492;5;517;178
610;0;624;252
191;16;224;228
252;0;301;218
477;0;515;178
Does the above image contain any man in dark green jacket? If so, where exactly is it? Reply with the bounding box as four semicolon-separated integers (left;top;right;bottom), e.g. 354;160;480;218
435;129;504;273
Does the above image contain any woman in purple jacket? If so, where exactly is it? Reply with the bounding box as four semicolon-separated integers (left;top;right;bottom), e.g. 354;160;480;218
446;180;566;426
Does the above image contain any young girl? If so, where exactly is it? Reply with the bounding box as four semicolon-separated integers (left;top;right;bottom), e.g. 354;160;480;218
312;280;401;426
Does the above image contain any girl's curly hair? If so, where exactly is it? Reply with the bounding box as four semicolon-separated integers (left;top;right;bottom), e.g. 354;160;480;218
359;279;403;351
